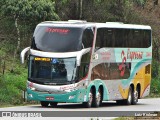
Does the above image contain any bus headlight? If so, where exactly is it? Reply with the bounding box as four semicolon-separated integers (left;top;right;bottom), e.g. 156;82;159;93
28;94;33;98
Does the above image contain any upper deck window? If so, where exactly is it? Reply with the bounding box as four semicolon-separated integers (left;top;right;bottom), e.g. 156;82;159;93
96;28;151;48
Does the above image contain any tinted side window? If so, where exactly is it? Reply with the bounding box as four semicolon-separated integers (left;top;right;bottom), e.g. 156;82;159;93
96;28;115;48
95;29;103;49
79;52;91;79
115;29;124;47
128;29;151;48
82;28;94;48
96;28;151;48
133;30;142;47
143;30;151;48
106;29;115;47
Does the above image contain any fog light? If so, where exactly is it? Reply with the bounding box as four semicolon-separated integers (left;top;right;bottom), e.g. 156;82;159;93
69;95;75;100
29;94;33;98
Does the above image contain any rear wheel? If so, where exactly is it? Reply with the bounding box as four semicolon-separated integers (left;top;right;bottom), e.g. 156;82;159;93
83;89;93;108
50;102;58;107
132;87;138;105
124;87;133;105
117;86;136;105
40;101;49;107
93;88;102;107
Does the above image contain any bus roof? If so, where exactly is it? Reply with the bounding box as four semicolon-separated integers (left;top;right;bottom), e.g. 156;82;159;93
37;20;95;28
37;20;151;30
96;22;151;30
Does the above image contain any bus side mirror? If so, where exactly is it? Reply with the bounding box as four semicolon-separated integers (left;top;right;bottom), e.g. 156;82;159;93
20;47;30;64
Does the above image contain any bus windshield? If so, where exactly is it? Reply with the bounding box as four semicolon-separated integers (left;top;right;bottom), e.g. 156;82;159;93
31;26;83;52
28;56;77;85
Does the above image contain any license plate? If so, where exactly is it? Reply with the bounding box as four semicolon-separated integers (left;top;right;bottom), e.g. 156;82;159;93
46;97;54;100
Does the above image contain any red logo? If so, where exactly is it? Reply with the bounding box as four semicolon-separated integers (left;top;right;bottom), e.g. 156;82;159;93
127;49;143;61
119;50;126;77
46;28;70;34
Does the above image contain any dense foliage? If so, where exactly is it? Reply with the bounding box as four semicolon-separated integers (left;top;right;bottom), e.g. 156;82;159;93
0;0;159;106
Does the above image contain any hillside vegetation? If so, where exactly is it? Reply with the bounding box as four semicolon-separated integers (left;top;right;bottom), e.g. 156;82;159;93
0;0;159;106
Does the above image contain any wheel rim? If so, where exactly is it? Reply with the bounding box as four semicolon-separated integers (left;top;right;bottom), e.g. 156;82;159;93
88;91;93;106
134;90;138;102
96;90;101;105
128;89;132;104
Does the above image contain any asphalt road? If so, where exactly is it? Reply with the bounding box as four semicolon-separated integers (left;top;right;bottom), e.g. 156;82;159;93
1;98;160;111
0;98;160;119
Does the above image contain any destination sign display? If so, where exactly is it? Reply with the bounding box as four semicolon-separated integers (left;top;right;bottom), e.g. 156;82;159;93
34;57;51;62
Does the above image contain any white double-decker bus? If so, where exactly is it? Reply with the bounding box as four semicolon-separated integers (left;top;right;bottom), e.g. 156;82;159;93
21;20;152;108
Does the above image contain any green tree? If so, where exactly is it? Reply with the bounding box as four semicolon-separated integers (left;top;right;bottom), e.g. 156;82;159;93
82;0;132;22
0;0;59;71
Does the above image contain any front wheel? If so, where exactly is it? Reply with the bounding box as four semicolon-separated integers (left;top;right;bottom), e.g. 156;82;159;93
124;87;133;105
83;89;93;108
40;101;49;107
50;102;58;107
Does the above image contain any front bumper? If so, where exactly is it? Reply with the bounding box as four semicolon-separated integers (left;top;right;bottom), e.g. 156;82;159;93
27;88;86;103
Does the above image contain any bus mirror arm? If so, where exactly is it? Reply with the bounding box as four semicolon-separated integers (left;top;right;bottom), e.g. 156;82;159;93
76;48;91;66
20;47;30;64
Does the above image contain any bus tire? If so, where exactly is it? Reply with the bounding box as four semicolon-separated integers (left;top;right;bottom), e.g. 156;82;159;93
93;88;102;107
40;101;49;107
83;89;93;108
132;87;138;105
124;86;133;105
50;102;58;107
